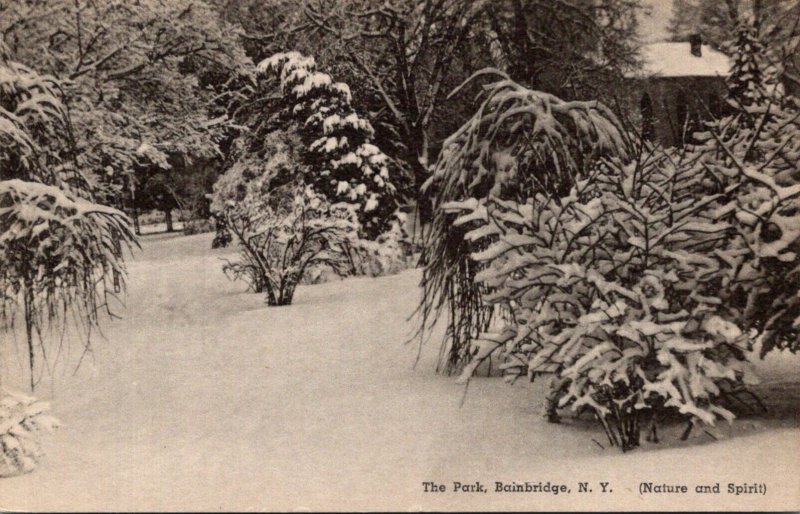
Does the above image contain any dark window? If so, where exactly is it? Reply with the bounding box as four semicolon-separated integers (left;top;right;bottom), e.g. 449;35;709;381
708;93;722;118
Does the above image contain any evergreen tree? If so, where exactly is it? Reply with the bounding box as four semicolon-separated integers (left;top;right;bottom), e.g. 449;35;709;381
727;20;768;110
257;52;398;238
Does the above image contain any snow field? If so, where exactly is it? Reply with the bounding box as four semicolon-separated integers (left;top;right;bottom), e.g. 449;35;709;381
0;232;797;511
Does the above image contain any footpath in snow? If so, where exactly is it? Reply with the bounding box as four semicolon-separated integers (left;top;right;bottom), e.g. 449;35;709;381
1;232;798;511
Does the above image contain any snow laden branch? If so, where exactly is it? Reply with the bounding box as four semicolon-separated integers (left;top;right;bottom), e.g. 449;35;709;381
690;97;800;356
0;57;71;184
429;70;631;200
418;74;631;374
0;180;137;388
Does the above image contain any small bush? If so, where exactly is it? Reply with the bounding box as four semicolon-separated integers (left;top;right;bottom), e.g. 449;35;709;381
182;217;215;236
211;125;409;303
449;147;760;450
218;185;362;306
0;390;59;477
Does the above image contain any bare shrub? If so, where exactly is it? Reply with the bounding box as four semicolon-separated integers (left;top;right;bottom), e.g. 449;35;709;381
218;187;361;306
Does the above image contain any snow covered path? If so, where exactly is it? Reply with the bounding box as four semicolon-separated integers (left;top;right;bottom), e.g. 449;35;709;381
2;233;799;511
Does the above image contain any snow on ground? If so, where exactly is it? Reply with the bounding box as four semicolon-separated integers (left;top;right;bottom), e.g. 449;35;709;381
138;221;185;235
1;233;799;511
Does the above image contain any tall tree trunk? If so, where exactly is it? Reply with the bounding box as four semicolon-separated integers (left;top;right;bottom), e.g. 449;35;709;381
406;124;434;226
132;206;141;236
24;287;35;392
165;208;174;232
130;183;141;235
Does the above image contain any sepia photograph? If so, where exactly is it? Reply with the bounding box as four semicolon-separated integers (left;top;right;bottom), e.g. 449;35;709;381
0;0;799;511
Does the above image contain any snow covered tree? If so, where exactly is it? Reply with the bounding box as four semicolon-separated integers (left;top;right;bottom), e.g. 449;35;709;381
0;42;137;387
0;180;137;386
727;20;769;111
0;44;135;474
255;51;398;238
1;0;252;221
417;71;631;374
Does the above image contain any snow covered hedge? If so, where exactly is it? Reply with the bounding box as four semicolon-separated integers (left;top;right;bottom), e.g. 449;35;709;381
412;33;798;449
446;91;800;448
447;147;759;450
690;97;800;356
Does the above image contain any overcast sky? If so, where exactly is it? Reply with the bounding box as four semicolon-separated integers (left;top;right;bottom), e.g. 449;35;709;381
639;0;674;42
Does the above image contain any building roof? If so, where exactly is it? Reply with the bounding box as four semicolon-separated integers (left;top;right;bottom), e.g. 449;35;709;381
629;42;732;79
